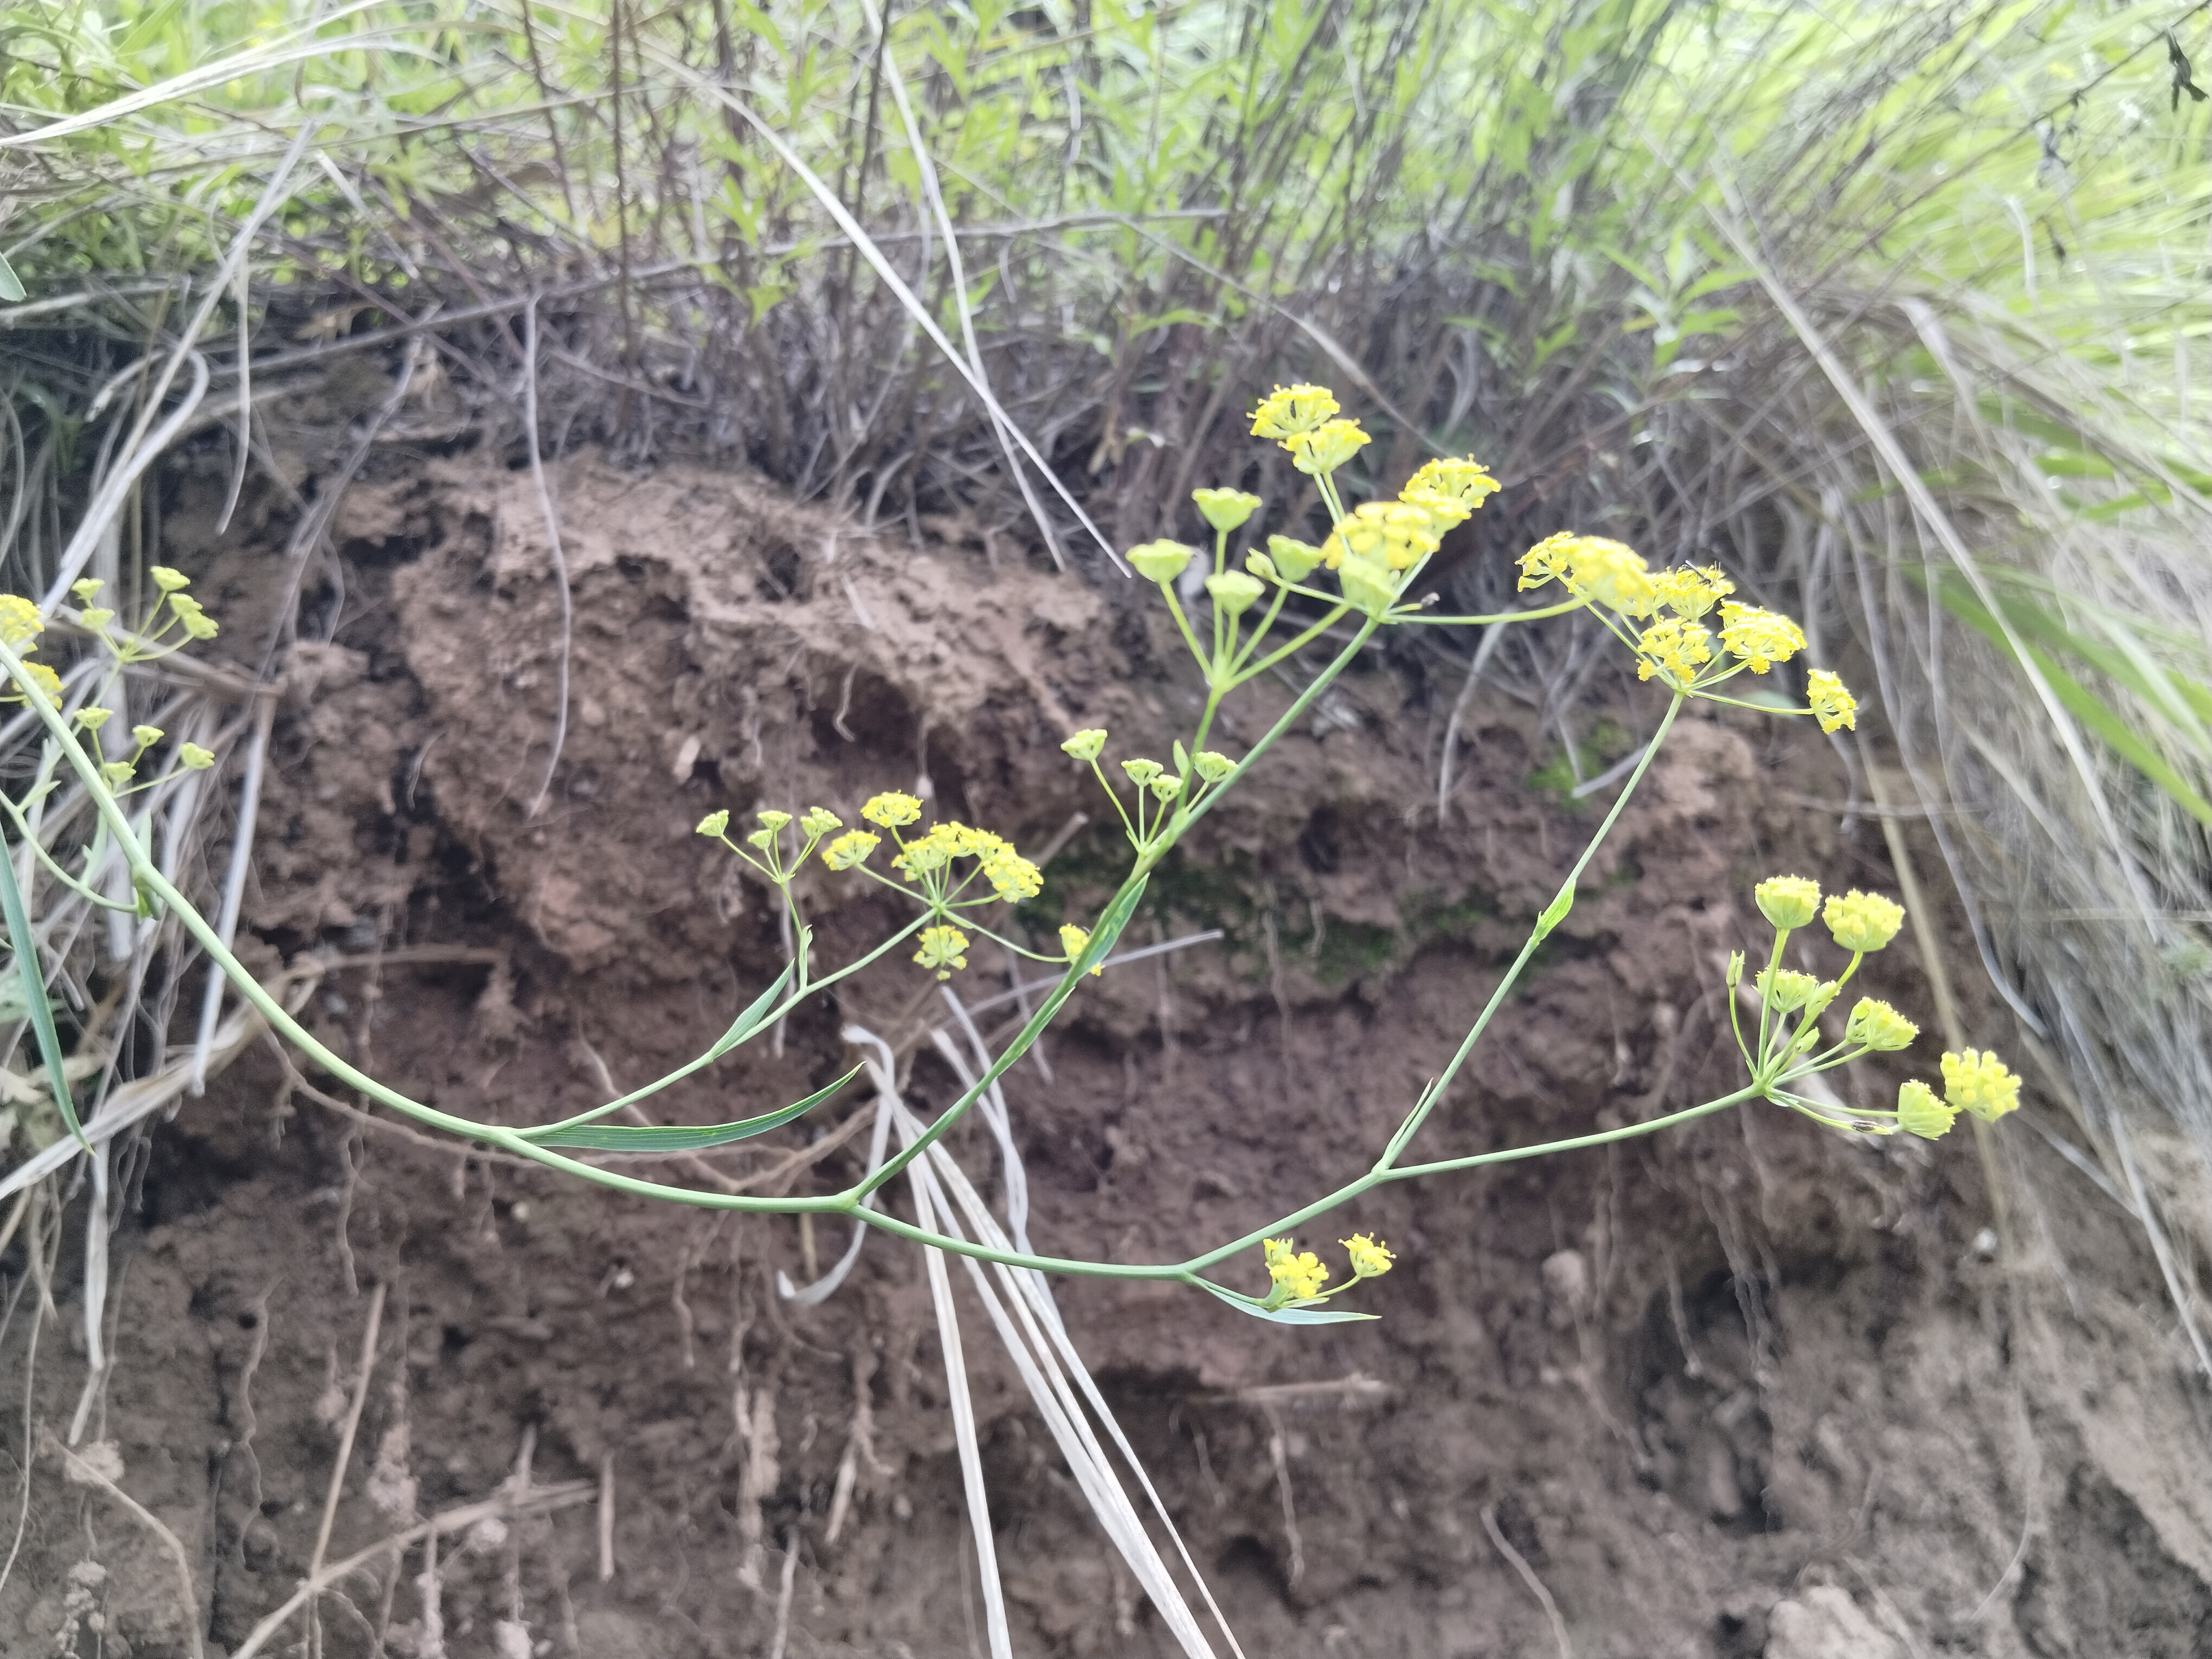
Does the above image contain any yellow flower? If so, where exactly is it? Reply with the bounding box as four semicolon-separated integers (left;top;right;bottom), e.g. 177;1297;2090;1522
1940;1049;2021;1124
76;706;114;731
1653;564;1733;620
914;924;970;979
800;806;842;839
1400;456;1499;513
1823;890;1905;954
981;850;1043;904
1206;570;1265;615
168;593;218;640
178;743;216;770
1716;602;1806;673
892;822;963;878
861;792;923;828
150;566;191;593
1121;758;1164;786
1061;728;1108;764
1896;1079;1957;1140
756;809;793;833
696;809;731;837
0;594;43;648
1283;419;1371;477
1845;998;1919;1052
1807;669;1857;734
1127;540;1195;583
1249;383;1340;440
1263;1237;1330;1302
1517;532;1578;591
2;660;62;706
1561;536;1658;616
823;830;880;870
1757;967;1821;1012
1634;616;1713;686
1264;535;1325;581
1193;488;1262;533
1754;874;1821;930
1059;922;1104;976
70;579;103;606
1341;1234;1395;1277
1193;750;1233;784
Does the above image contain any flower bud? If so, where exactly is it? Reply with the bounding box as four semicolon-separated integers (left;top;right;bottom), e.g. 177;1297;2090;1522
1896;1079;1956;1140
1802;980;1842;1021
1121;757;1164;786
800;806;841;839
1149;775;1182;803
75;707;113;731
1845;998;1918;1052
71;579;104;605
1061;728;1108;764
1823;890;1905;954
1205;570;1265;616
1285;419;1371;477
756;809;792;833
1192;488;1261;533
1127;540;1195;583
1266;535;1324;581
150;567;191;593
1245;551;1279;583
1757;967;1820;1012
100;760;135;789
131;724;164;749
1725;950;1745;989
697;809;731;837
1338;557;1398;615
1193;750;1233;785
178;743;216;770
1754;874;1821;930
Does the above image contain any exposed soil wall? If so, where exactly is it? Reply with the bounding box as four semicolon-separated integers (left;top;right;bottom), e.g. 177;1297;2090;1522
6;451;2210;1658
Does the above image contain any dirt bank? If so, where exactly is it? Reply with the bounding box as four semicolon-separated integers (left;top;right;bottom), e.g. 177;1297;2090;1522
6;449;2210;1658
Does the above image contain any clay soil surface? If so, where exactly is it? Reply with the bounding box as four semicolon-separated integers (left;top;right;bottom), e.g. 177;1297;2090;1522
7;446;2212;1658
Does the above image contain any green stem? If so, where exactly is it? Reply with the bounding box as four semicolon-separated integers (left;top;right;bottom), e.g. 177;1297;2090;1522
1377;691;1686;1168
1395;599;1588;626
1230;600;1355;686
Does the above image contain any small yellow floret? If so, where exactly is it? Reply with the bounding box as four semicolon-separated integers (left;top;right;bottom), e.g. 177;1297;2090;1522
1941;1049;2021;1124
1283;419;1371;477
1755;874;1821;930
823;830;880;870
1807;669;1857;734
1824;890;1905;954
4;660;62;707
981;850;1043;904
1059;923;1104;976
1897;1079;1957;1140
1249;384;1340;440
1846;998;1919;1052
914;924;970;979
1062;729;1108;764
1654;565;1734;620
1717;602;1806;673
0;594;43;648
150;567;191;593
1634;616;1713;686
861;792;923;828
1342;1234;1395;1277
1263;1237;1330;1302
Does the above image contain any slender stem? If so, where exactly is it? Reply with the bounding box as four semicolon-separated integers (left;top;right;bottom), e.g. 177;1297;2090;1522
1157;580;1211;674
1377;692;1686;1168
1230;600;1354;686
1396;599;1587;626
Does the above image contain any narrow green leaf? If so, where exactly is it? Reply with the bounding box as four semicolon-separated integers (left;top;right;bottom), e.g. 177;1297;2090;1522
1534;880;1575;938
0;836;87;1149
522;1063;861;1150
708;962;796;1059
1196;1278;1378;1325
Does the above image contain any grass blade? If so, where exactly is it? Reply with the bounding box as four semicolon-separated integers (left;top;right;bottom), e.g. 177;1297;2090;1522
0;828;86;1150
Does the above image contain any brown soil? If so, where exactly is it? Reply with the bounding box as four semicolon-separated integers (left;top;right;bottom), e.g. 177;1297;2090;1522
7;448;2211;1659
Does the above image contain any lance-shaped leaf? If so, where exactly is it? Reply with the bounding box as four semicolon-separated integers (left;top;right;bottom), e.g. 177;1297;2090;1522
520;1063;862;1150
520;964;794;1139
1195;1278;1378;1325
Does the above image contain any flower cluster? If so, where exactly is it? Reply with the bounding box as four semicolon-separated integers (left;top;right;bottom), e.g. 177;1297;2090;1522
1257;1231;1396;1310
0;595;62;708
1893;1052;2022;1140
